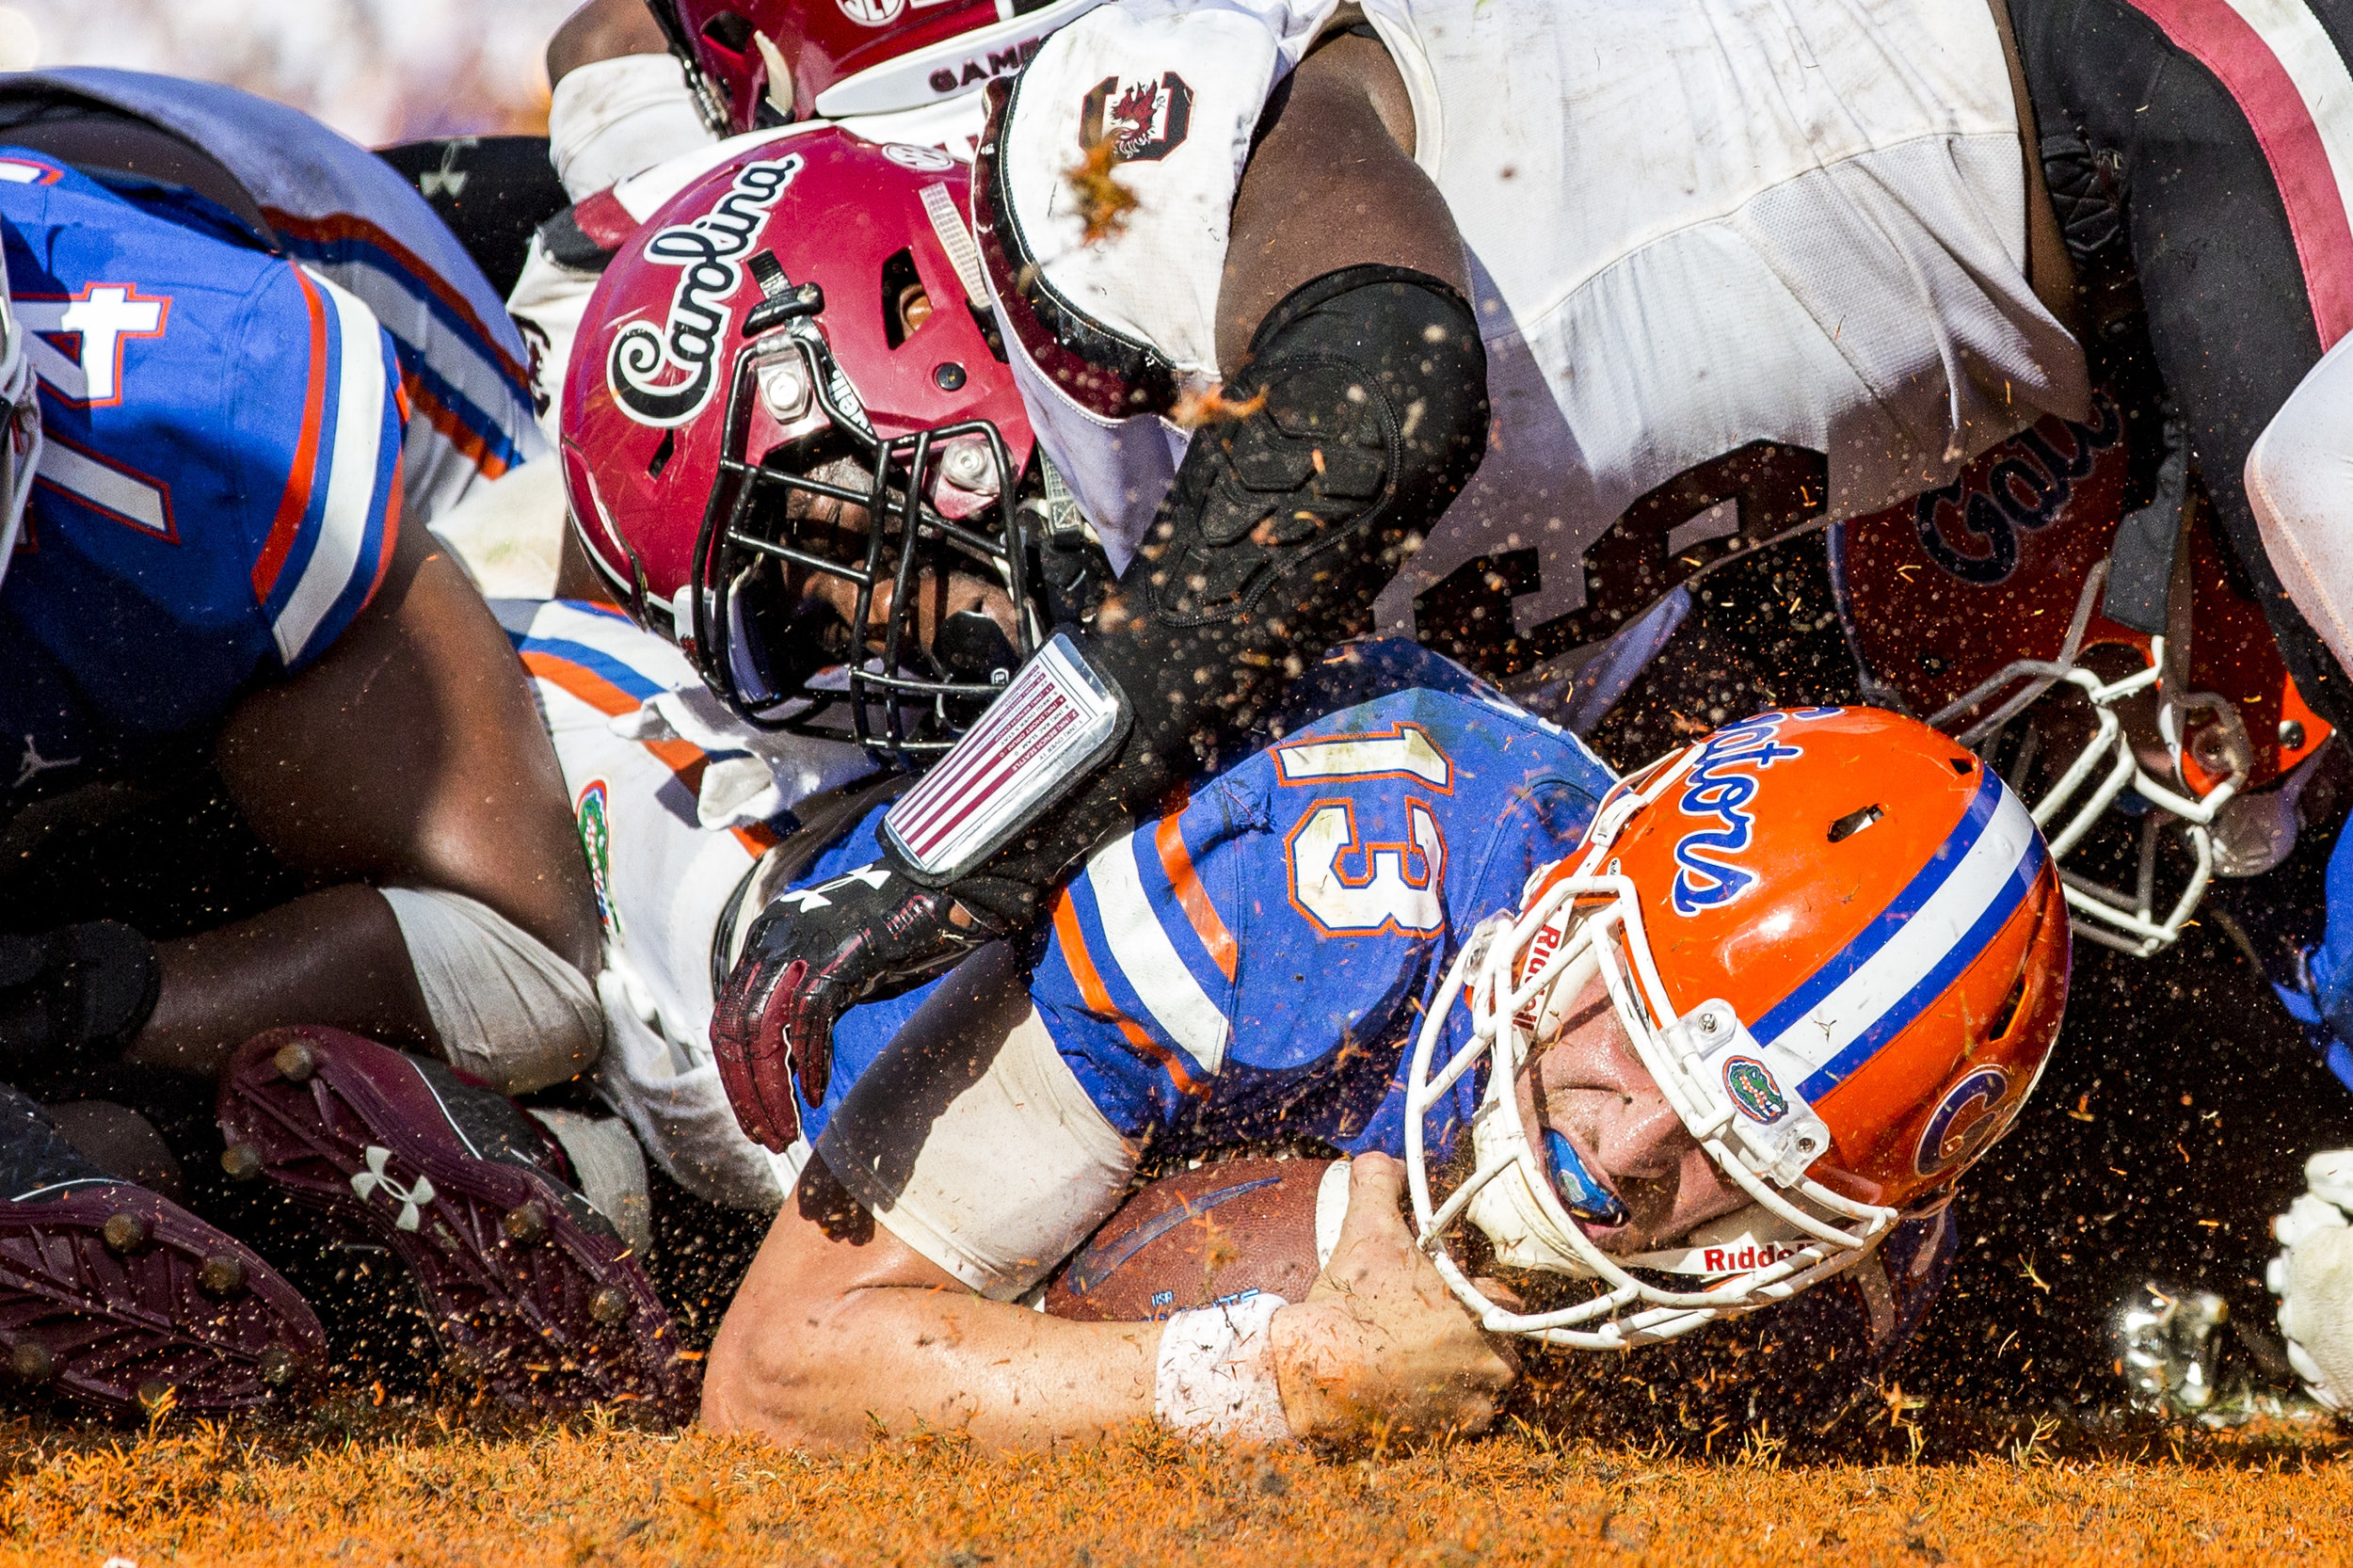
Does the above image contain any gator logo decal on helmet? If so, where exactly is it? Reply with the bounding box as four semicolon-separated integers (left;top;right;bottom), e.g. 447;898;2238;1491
1722;1058;1789;1124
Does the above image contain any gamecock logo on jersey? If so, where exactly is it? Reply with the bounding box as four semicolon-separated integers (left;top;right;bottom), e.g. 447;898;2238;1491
1080;72;1193;164
1911;392;2122;585
606;155;804;428
1669;710;1840;916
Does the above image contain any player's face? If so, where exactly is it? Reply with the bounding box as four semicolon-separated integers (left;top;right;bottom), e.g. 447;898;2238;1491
766;452;1022;676
1513;971;1749;1254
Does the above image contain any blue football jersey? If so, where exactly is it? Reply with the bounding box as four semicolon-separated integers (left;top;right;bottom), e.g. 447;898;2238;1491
800;669;1616;1160
11;71;548;514
0;152;404;806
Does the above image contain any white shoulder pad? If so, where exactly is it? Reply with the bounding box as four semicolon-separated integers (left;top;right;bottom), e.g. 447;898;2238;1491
998;0;1337;383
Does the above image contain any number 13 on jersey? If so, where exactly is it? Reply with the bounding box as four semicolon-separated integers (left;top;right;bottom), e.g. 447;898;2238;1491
1277;724;1453;937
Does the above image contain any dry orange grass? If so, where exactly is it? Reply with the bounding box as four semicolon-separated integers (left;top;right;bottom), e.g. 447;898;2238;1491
0;1400;2345;1568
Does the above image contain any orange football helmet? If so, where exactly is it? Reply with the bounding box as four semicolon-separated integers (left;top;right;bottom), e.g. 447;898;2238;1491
1833;393;2332;955
1406;708;2068;1349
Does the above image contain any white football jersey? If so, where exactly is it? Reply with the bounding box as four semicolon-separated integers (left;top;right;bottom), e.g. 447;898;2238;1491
984;0;2090;655
497;599;876;1211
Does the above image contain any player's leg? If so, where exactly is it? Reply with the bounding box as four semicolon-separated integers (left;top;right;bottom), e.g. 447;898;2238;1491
214;1025;691;1416
2011;0;2353;729
136;523;603;1092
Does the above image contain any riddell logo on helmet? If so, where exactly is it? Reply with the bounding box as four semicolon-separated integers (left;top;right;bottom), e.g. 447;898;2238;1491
606;156;805;429
1669;710;1840;916
1510;918;1568;1033
1700;1242;1801;1273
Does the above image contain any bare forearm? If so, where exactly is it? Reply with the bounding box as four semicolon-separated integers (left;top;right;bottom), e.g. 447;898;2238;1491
128;883;432;1078
705;1287;1158;1450
547;0;674;87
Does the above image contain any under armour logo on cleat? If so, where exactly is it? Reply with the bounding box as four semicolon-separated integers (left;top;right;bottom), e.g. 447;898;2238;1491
351;1146;436;1232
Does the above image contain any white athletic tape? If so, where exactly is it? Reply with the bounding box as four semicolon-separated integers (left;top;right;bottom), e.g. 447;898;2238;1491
1154;1293;1291;1445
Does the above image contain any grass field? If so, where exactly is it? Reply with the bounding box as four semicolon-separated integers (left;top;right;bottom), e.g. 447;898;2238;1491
4;1398;2345;1568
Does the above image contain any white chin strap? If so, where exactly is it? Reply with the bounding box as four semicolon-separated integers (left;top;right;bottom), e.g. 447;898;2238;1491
0;275;40;597
1404;857;1898;1351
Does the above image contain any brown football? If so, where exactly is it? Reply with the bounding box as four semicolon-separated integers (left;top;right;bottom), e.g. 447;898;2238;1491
1043;1156;1344;1321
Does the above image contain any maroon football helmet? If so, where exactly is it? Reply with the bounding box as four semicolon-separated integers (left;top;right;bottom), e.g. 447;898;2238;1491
648;0;1103;133
1831;393;2333;955
562;127;1061;760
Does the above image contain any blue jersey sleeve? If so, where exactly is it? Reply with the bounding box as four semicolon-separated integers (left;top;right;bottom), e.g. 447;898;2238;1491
0;157;408;801
232;263;406;672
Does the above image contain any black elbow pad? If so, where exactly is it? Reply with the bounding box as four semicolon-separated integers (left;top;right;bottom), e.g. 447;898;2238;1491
897;265;1488;922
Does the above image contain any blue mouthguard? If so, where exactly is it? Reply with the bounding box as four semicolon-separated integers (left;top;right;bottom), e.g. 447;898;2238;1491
1545;1128;1629;1226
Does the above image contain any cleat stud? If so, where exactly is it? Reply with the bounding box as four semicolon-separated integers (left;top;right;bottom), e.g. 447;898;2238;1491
259;1346;299;1388
219;1144;263;1182
8;1341;52;1384
589;1286;630;1325
197;1254;247;1297
502;1201;549;1247
272;1039;319;1083
102;1211;151;1254
136;1379;173;1412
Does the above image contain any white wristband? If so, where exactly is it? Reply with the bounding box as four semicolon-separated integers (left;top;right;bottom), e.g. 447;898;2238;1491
1153;1294;1291;1444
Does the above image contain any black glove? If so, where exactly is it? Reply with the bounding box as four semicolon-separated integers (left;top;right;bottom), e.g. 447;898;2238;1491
710;863;1000;1151
0;921;161;1069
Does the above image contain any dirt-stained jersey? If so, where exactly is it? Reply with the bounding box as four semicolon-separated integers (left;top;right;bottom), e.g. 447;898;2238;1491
500;597;875;1210
0;152;404;811
979;0;2088;660
1029;683;1609;1153
808;666;1617;1296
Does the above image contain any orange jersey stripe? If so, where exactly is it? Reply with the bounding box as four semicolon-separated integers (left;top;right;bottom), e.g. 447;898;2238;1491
362;460;403;604
522;650;778;860
1051;889;1206;1097
405;373;512;482
264;207;532;389
1155;804;1237;983
250;268;331;600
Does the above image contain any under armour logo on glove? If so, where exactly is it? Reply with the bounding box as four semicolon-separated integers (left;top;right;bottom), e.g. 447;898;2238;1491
772;864;892;913
352;1145;436;1233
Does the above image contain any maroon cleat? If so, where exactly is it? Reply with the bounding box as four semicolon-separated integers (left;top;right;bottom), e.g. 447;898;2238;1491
0;1086;324;1419
216;1026;694;1420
